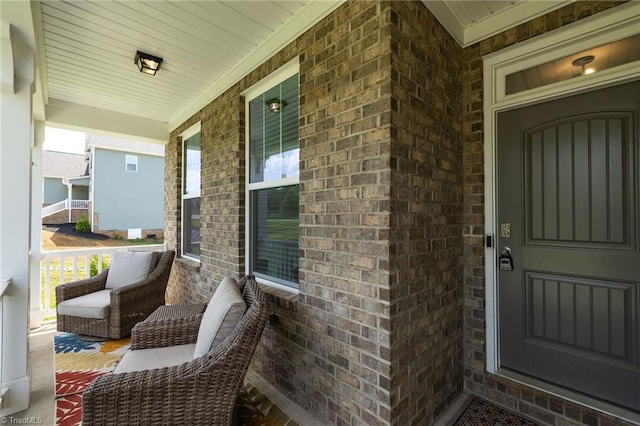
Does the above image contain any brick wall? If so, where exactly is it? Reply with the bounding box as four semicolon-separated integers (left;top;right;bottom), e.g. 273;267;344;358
389;1;464;424
296;2;393;424
41;208;88;225
95;229;164;240
165;2;399;424
461;2;635;426
42;209;68;225
165;87;248;303
164;0;633;425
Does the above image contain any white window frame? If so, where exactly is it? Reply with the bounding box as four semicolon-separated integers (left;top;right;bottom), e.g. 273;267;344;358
125;154;138;172
180;122;201;262
242;58;300;293
483;4;639;421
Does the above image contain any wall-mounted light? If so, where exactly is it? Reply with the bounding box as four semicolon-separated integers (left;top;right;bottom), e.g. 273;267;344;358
135;51;163;76
572;55;595;76
267;99;286;113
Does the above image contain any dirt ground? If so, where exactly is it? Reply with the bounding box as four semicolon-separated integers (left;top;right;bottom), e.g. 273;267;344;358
42;224;155;250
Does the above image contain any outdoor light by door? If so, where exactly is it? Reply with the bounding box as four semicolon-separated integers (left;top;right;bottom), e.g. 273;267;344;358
135;51;163;76
572;55;595;75
267;99;285;113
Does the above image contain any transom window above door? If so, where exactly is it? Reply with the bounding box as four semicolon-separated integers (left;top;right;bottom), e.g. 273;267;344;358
506;34;640;95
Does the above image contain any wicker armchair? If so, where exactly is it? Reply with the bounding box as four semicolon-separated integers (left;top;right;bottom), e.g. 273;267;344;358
56;250;175;340
82;276;269;426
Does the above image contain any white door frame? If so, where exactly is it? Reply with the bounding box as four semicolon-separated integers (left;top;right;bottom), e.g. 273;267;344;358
483;1;640;377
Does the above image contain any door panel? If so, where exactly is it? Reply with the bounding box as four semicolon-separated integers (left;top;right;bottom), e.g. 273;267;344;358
524;115;633;249
525;272;635;362
498;81;640;411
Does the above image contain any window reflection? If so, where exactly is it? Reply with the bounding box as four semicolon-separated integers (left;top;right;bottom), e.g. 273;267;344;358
263;148;299;181
183;197;200;258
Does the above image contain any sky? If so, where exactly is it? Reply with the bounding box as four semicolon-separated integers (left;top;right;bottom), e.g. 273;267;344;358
43;127;86;154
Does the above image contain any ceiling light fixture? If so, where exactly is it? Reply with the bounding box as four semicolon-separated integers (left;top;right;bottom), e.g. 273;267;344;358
267;99;286;113
572;55;595;75
135;51;163;76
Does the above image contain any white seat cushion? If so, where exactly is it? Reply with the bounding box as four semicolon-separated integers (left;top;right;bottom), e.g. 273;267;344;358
193;277;246;358
57;289;112;319
105;250;153;289
114;344;196;374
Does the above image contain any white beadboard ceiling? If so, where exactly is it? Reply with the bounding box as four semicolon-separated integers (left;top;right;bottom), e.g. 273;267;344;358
25;0;573;142
423;0;573;46
35;0;326;137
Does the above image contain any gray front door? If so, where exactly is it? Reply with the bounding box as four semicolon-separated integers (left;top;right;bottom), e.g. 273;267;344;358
497;81;640;411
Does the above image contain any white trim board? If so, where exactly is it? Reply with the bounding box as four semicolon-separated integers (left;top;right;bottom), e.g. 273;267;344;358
179;122;202;264
243;60;300;294
423;0;573;48
482;1;639;420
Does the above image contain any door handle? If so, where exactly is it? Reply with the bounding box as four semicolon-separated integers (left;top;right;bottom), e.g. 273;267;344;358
499;247;514;271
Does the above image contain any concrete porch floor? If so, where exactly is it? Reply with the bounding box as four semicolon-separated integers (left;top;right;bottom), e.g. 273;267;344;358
5;322;324;426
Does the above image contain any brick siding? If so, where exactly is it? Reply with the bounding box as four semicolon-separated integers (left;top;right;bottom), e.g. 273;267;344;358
167;3;398;423
41;208;88;225
164;0;634;425
389;1;464;424
462;2;635;425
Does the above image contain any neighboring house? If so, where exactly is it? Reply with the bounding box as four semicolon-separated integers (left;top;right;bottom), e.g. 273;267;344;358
86;134;165;239
41;150;89;224
41;134;165;239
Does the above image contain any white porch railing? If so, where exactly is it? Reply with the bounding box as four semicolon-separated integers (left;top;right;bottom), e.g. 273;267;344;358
0;277;11;406
40;244;166;318
42;199;89;218
70;199;89;209
42;199;68;217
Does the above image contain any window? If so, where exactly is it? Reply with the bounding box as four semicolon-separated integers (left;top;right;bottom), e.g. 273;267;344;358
125;155;138;172
246;66;299;289
505;34;640;95
182;126;201;260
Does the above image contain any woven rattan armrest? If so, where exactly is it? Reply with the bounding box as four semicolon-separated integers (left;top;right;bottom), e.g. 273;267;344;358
82;355;244;426
146;303;207;321
82;278;268;426
55;269;109;302
130;307;206;350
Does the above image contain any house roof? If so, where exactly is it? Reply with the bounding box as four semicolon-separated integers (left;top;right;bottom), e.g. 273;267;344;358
87;134;165;157
42;151;88;179
13;0;576;144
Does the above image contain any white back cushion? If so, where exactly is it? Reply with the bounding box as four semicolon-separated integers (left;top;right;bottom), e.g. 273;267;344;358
105;250;153;289
193;277;246;358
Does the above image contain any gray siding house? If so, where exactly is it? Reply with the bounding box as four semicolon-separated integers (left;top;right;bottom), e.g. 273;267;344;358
89;138;164;237
42;150;88;205
42;150;90;224
42;134;165;238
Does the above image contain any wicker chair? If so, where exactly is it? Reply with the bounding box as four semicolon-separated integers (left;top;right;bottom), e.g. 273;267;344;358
56;250;175;340
82;276;269;426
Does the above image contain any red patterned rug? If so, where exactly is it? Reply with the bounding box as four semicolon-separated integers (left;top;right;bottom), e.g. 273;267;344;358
54;333;130;426
54;333;298;425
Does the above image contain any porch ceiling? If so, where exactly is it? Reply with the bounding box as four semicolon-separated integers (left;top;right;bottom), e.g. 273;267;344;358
21;0;569;143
